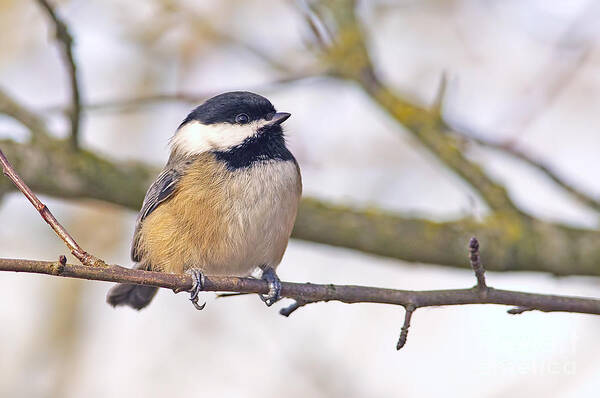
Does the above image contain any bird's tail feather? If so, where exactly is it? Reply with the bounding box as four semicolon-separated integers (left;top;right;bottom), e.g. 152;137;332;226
106;263;158;310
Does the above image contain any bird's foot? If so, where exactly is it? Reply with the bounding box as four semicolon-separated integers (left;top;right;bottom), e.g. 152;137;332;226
259;267;281;307
186;268;206;310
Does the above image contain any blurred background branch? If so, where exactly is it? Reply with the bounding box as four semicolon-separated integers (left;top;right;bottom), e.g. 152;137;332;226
449;126;600;212
36;0;82;149
304;0;522;215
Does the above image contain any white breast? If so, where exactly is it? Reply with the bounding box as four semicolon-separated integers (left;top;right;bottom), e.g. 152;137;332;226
216;160;301;275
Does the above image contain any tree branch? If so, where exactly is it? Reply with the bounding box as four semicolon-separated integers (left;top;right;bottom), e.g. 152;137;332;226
39;72;318;115
37;0;81;149
303;0;521;215
469;236;486;289
396;305;415;350
306;2;600;218
0;138;155;207
2;255;600;350
450;126;600;213
2;147;600;350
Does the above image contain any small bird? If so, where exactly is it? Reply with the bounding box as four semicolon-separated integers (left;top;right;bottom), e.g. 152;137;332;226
107;91;302;310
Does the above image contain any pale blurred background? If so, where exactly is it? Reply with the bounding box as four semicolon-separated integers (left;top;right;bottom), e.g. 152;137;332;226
1;0;600;397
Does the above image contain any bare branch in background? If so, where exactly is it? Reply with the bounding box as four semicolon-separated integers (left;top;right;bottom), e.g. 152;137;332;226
297;0;335;50
39;73;319;115
303;0;521;215
431;72;448;119
36;0;82;149
439;1;600;215
396;305;415;350
303;0;600;219
447;122;600;213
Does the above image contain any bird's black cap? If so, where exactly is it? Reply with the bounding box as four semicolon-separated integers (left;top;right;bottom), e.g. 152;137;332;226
180;91;277;127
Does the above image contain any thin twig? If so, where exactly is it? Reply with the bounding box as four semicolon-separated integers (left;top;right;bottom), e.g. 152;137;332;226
280;299;310;317
396;305;415;350
431;72;448;118
39;73;318;115
469;237;486;289
450;126;600;213
297;0;334;50
0;149;102;266
37;0;81;149
507;306;534;315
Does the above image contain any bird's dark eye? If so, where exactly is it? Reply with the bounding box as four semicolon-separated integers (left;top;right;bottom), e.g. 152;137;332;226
235;113;249;124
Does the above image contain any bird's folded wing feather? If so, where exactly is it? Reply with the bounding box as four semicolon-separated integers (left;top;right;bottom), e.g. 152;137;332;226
131;167;182;262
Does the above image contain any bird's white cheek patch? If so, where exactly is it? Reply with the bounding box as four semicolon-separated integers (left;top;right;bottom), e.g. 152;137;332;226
171;120;268;155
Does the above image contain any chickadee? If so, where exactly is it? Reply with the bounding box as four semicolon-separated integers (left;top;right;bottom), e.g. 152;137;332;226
107;91;302;310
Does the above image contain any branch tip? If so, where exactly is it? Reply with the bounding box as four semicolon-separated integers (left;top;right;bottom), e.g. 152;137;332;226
468;237;487;289
397;305;415;350
280;299;309;317
297;0;333;50
507;306;534;315
432;72;448;115
51;255;66;275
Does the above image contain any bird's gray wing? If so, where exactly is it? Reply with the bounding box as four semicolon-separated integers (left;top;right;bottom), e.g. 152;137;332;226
131;167;182;262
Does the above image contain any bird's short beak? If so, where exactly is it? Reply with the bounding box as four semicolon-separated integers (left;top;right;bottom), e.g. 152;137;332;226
269;112;291;125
